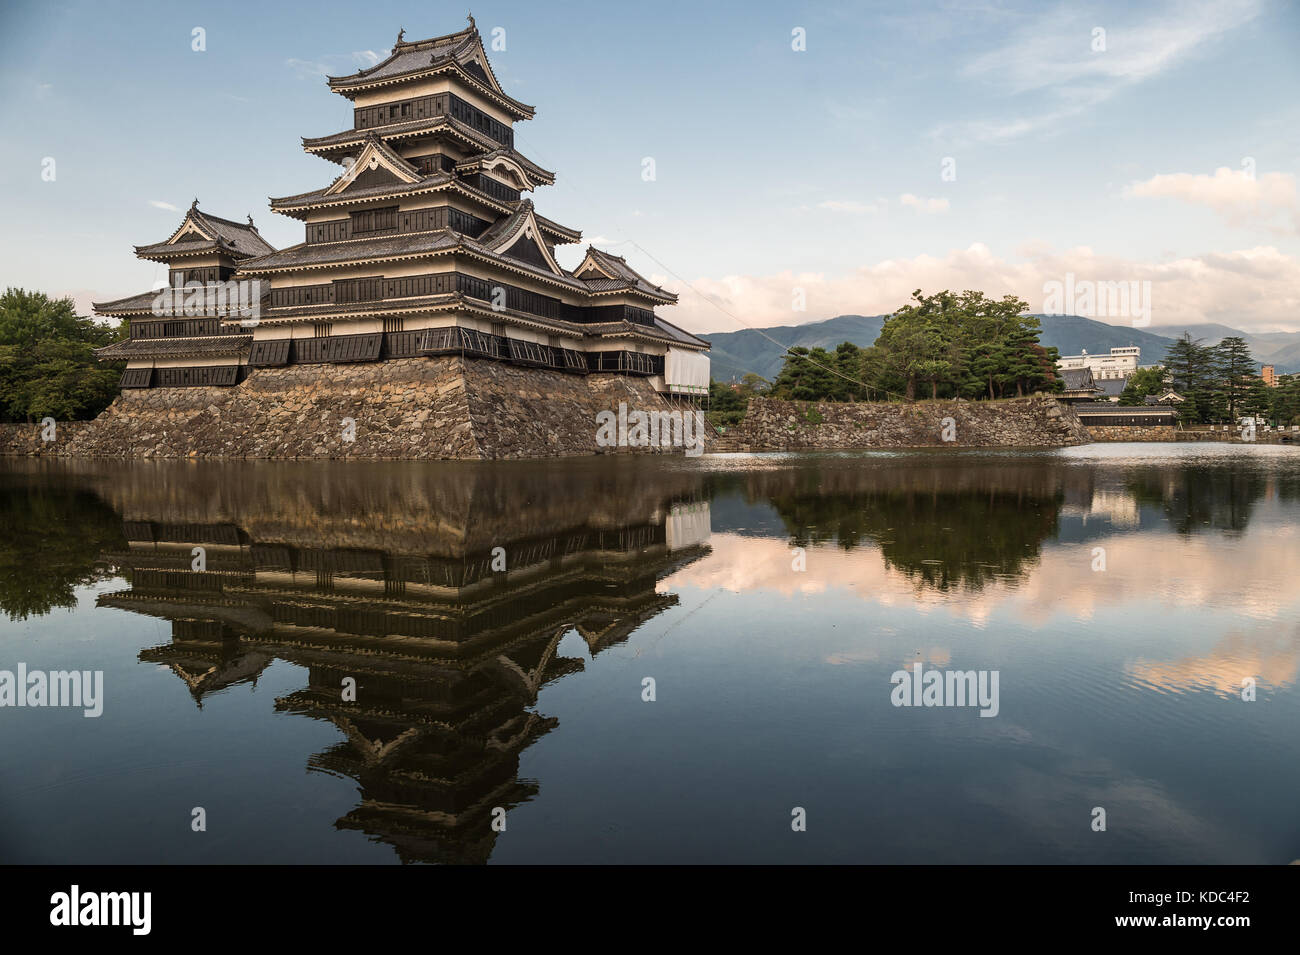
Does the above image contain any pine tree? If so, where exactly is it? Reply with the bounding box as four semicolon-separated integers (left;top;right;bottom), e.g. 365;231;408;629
1163;333;1214;423
1213;336;1255;423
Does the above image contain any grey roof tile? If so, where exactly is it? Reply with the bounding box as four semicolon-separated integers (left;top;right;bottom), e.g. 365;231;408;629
95;335;252;359
240;231;460;270
270;172;452;209
578;247;677;302
135;206;276;260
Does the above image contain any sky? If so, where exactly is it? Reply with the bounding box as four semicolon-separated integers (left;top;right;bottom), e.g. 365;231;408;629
0;0;1297;335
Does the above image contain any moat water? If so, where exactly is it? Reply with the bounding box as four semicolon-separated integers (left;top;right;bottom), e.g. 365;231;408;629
1;443;1298;864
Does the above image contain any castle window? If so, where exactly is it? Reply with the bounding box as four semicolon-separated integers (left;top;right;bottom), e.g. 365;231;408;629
314;323;331;338
350;206;398;235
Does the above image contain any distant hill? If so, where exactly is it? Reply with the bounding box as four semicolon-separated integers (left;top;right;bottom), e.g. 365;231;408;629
1258;339;1300;371
1171;324;1300;368
1034;315;1179;361
1174;323;1257;344
705;314;886;383
705;314;1300;382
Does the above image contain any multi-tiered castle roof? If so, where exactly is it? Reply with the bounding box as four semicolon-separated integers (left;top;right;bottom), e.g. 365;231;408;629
94;18;709;396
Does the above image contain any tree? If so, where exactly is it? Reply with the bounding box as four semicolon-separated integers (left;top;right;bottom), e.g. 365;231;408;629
1163;333;1209;392
770;347;821;400
1117;366;1168;405
950;290;1051;398
857;345;891;401
831;342;868;401
1162;333;1216;423
1269;374;1300;426
1213;336;1256;423
750;289;1061;406
1240;376;1273;422
707;373;770;428
876;290;962;400
0;289;124;422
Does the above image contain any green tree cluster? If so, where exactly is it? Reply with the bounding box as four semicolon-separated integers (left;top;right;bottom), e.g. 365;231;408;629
764;289;1060;403
1159;333;1285;425
0;289;125;422
1267;373;1300;426
769;342;870;401
1116;366;1169;405
708;372;769;428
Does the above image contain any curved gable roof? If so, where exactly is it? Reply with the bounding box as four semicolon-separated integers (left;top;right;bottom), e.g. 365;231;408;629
134;202;276;261
574;247;677;304
325;21;534;118
476;200;565;275
323;135;422;196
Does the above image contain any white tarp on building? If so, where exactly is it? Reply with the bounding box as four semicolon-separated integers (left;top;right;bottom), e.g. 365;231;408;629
666;502;711;550
664;348;710;395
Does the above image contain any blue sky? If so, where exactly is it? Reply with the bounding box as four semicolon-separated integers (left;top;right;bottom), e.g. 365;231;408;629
1;0;1297;333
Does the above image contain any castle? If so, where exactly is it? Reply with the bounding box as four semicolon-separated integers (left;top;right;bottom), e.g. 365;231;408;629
86;19;709;458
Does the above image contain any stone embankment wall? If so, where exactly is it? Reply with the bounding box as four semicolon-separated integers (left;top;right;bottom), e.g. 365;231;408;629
1;358;694;460
713;395;1090;450
1087;425;1299;443
0;421;95;454
1084;426;1182;442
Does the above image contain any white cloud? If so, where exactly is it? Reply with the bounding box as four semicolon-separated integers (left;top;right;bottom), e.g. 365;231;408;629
899;193;950;214
933;104;1096;145
285;58;325;79
817;199;886;215
286;50;385;79
935;0;1263;143
148;200;179;211
1126;167;1298;232
663;243;1300;335
966;2;1261;94
815;195;947;215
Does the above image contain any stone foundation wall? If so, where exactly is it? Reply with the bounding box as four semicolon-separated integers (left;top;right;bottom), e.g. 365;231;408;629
1084;425;1182;442
715;396;1090;450
0;421;96;455
1086;425;1298;443
3;358;694;460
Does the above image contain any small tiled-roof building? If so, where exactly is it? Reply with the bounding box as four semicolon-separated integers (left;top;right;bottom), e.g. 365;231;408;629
1073;402;1178;427
1059;367;1102;403
94;17;709;397
1094;376;1128;402
92;202;274;387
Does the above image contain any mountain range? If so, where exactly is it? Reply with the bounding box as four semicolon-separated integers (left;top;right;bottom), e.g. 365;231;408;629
703;314;1300;383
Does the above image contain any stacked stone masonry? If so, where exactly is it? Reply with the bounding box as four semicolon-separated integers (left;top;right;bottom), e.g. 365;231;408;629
714;396;1091;451
8;359;692;460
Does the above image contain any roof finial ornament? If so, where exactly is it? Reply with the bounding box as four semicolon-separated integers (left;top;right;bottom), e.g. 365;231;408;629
191;197;198;211
396;26;404;44
247;214;255;227
467;12;476;30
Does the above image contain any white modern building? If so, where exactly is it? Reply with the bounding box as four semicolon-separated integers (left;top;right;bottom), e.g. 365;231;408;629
1057;346;1140;381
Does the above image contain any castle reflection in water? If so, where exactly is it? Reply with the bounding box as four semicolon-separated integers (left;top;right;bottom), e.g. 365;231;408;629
4;449;1297;864
90;462;711;864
